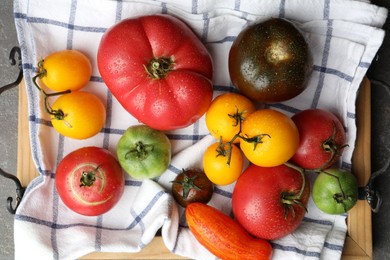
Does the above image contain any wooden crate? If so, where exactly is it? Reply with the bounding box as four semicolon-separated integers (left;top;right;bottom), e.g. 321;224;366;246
16;78;372;259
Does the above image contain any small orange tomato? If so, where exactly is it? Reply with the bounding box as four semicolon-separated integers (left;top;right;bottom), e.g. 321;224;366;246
203;142;243;186
206;93;256;143
50;91;106;139
240;109;299;167
38;49;92;92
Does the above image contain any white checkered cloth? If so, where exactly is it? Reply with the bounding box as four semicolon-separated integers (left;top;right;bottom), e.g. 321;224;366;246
13;0;387;259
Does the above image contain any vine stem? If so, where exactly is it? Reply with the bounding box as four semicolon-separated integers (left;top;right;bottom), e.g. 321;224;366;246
284;162;307;200
217;107;270;167
311;121;349;171
32;74;71;117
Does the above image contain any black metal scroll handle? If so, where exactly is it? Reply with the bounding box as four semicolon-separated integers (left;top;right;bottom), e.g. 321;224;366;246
358;78;390;213
0;46;25;214
358;160;387;213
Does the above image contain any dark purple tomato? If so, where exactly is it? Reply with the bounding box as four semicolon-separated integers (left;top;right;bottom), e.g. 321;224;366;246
229;18;312;103
171;168;214;208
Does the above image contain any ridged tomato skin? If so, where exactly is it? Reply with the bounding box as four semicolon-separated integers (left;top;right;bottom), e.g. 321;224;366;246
186;202;273;260
97;14;214;130
232;164;310;240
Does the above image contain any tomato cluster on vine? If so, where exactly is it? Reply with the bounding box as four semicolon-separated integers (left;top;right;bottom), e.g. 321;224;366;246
201;91;358;241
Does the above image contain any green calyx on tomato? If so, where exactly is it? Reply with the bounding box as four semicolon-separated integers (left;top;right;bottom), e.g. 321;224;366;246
171;168;214;207
239;133;271;151
79;165;101;187
36;59;47;79
228;107;247;127
117;125;171;180
282;162;308;219
215;141;234;164
172;173;201;200
145;57;175;79
125;141;154;161
319;122;349;170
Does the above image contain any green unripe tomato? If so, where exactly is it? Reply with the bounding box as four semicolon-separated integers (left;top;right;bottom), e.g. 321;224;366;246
116;125;171;180
312;168;358;215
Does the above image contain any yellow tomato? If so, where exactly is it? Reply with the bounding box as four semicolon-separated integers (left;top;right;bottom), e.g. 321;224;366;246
39;50;92;91
50;91;106;139
206;93;255;143
240;109;299;167
203;142;243;186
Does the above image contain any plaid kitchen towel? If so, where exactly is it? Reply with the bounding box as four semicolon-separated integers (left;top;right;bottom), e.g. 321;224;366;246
13;0;387;259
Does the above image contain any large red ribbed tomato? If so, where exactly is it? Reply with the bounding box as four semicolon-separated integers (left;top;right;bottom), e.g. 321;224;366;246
97;14;214;130
55;147;125;216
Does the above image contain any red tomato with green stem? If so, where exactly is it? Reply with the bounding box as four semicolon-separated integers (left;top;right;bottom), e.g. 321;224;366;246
232;163;310;240
97;14;214;130
55;146;125;216
290;109;347;170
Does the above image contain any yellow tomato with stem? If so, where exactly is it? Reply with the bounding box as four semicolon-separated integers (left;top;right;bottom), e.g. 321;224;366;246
240;109;299;167
205;93;256;143
50;91;106;139
203;142;244;186
38;49;92;92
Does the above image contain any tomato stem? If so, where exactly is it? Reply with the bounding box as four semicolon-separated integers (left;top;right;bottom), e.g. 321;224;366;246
32;73;71;120
144;57;174;79
214;140;236;166
215;108;270;167
80;165;101;187
239;133;271;151
171;171;201;200
228;107;246;128
314;121;349;171
125;141;154;161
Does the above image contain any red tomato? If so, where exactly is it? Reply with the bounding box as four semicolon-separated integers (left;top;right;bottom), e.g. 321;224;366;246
55;147;125;216
290;109;347;170
97;14;214;130
232;164;310;240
